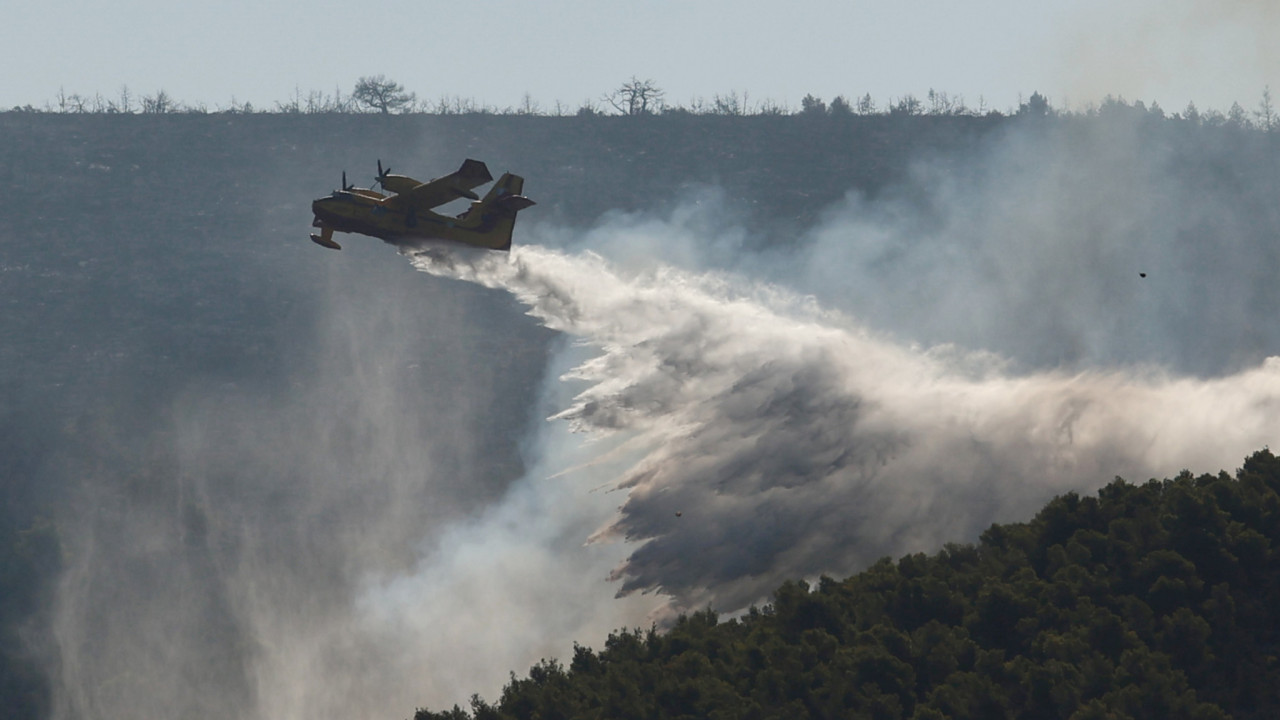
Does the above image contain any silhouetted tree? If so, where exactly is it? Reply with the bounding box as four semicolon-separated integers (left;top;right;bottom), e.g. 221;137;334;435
927;88;960;115
800;94;826;116
141;89;177;114
1018;91;1051;117
352;75;416;114
1183;101;1202;125
113;85;134;114
712;90;748;116
1228;101;1250;128
1256;86;1276;131
605;77;664;115
516;93;540;116
890;94;922;116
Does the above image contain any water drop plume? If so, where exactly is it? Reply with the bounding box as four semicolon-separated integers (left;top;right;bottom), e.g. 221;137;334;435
409;243;1280;615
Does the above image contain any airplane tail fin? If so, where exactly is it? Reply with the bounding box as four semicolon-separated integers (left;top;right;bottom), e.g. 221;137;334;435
463;173;534;250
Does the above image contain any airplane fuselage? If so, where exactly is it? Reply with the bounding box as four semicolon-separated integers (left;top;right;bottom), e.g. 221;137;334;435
309;160;532;251
312;191;489;243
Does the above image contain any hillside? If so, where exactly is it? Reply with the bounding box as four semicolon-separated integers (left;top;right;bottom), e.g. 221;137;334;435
1;107;1278;719
419;450;1280;720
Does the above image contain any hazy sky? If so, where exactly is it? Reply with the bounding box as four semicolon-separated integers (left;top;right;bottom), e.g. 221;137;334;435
4;0;1276;114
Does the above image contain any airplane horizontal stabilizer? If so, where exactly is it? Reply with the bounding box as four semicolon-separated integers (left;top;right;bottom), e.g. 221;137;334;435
495;195;536;213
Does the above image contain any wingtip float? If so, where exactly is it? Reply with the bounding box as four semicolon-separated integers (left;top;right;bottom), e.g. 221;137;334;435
308;158;534;251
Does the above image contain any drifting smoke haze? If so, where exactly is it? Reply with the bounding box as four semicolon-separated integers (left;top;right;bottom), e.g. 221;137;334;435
31;108;1280;718
778;116;1280;375
45;258;565;718
1054;0;1280;112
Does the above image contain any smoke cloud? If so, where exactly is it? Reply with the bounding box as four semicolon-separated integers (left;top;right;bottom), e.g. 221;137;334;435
754;117;1280;377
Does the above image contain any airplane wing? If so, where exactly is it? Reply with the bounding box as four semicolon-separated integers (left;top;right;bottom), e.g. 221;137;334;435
385;159;494;211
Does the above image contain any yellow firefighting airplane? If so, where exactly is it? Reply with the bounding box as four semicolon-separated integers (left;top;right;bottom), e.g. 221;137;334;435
309;159;534;251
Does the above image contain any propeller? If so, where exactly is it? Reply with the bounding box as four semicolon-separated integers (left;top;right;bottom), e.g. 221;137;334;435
375;159;392;189
341;171;353;191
